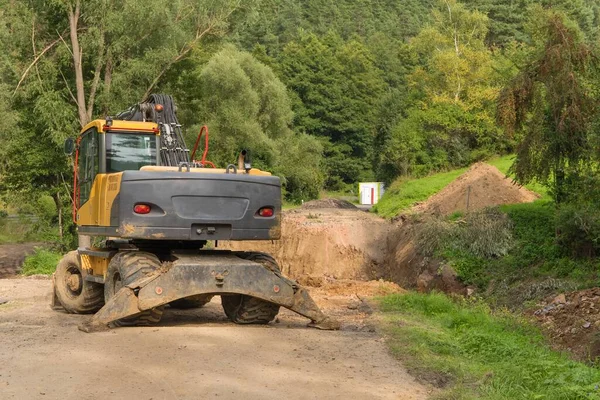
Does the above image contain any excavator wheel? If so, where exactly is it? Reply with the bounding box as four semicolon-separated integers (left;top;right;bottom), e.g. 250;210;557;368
104;251;164;326
54;251;104;314
169;295;214;309
221;252;281;324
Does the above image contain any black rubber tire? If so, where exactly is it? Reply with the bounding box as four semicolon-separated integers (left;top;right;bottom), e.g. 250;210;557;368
54;251;104;314
170;295;213;309
221;252;281;325
104;251;164;326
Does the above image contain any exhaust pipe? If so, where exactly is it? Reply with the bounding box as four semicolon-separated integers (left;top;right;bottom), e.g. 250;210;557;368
238;149;252;173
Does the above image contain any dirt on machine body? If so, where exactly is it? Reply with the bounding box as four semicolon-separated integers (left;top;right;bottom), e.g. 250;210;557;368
52;94;338;331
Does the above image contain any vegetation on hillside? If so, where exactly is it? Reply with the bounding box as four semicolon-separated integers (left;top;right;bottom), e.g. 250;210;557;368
380;292;600;399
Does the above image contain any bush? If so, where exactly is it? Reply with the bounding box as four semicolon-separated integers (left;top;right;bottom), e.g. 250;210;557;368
21;248;62;275
415;208;514;259
556;203;600;258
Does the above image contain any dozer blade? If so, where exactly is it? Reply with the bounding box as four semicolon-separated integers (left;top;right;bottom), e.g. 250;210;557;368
79;253;340;332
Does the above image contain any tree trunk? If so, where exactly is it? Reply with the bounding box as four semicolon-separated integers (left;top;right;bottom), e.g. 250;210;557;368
52;191;63;240
102;51;113;116
68;0;88;127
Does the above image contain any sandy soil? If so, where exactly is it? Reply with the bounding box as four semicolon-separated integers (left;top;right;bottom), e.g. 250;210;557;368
0;278;429;400
0;243;43;278
222;209;393;283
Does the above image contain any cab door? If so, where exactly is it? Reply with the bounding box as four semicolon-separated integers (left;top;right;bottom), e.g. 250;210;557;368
76;127;99;224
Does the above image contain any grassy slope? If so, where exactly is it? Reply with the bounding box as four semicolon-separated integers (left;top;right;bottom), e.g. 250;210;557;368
373;167;469;218
373;155;550;219
379;292;600;400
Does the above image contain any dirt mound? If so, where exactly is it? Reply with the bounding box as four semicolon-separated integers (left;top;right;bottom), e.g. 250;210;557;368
302;199;357;210
223;208;466;296
412;163;539;216
0;243;43;278
222;209;391;281
532;288;600;361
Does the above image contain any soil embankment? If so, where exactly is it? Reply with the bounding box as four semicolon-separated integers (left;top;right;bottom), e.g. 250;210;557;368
227;163;540;294
223;209;392;285
0;243;42;278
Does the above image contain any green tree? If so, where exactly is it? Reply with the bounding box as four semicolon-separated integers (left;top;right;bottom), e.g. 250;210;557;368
498;9;598;202
279;32;385;188
0;0;247;242
379;0;506;180
185;45;324;201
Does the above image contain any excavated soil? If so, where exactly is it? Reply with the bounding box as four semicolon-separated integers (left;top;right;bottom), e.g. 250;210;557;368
0;278;428;400
0;243;43;278
223;209;468;295
532;288;600;361
412;163;539;216
223;209;393;284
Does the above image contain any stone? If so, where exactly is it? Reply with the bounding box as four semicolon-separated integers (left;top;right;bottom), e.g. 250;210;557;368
553;294;566;304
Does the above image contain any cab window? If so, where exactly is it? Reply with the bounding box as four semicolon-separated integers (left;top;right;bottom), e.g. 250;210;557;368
106;133;157;173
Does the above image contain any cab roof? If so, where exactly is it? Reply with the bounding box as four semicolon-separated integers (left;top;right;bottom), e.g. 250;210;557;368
81;119;159;135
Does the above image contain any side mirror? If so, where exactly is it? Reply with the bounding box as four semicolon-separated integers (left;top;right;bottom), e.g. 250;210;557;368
64;138;75;156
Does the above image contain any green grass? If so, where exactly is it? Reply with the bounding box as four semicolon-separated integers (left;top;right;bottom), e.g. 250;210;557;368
487;155;551;200
373;167;469;218
379;292;600;399
21;248;61;275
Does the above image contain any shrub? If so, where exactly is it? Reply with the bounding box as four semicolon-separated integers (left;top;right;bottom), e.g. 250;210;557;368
555;203;600;258
415;208;514;259
21;248;62;275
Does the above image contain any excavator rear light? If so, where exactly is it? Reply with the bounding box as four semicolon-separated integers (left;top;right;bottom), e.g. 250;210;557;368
155;104;164;112
133;204;152;214
257;207;274;218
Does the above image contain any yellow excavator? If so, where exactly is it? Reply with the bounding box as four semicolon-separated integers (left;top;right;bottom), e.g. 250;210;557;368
53;94;339;331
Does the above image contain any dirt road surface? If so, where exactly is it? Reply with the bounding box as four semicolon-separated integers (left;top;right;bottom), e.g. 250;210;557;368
0;278;429;400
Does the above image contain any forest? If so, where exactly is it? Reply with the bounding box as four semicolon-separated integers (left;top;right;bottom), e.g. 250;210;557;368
0;0;599;250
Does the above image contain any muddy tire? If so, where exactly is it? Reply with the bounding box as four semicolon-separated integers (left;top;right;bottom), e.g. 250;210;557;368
170;295;213;309
54;251;104;314
104;251;164;326
221;252;281;324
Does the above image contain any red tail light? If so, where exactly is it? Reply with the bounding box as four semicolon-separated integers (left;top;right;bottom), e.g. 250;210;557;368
134;204;151;214
257;207;274;217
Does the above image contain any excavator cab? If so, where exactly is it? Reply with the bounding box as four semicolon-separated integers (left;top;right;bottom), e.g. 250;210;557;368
53;94;339;332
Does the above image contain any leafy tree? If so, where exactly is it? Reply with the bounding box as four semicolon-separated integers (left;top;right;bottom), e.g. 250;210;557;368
465;0;534;46
0;0;248;243
278;32;385;188
184;44;324;201
498;8;598;202
379;0;506;180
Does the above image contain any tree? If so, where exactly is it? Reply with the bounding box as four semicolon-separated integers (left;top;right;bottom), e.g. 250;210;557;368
0;0;248;243
183;45;324;201
378;0;506;180
278;32;385;188
497;9;598;202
